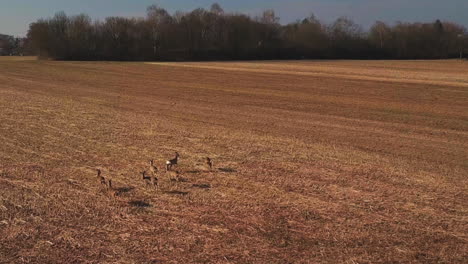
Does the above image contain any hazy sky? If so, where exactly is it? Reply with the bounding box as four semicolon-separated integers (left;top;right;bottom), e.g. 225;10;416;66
1;0;467;36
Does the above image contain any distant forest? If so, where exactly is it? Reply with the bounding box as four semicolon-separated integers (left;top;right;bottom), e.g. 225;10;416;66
0;34;26;56
25;3;468;61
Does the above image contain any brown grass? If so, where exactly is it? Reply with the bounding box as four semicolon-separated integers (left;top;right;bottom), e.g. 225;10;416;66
0;56;37;62
0;58;467;263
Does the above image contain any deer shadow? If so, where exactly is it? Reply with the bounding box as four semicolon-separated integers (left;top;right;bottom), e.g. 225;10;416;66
170;177;189;183
218;167;237;173
178;177;190;183
186;170;202;174
116;186;135;194
128;200;151;208
165;190;189;196
192;183;211;189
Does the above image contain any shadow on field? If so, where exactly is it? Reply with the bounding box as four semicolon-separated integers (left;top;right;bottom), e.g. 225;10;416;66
128;200;151;208
116;187;135;194
165;190;189;196
186;170;201;174
169;177;189;183
218;167;237;173
192;183;211;189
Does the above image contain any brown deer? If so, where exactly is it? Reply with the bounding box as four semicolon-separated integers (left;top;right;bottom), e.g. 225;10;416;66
107;179;118;197
97;169;117;197
149;160;158;176
151;176;158;187
166;152;180;171
97;169;107;186
206;157;213;170
167;170;180;182
142;171;158;188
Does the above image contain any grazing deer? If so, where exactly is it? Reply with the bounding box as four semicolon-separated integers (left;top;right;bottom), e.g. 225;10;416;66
206;157;213;170
149;160;158;176
166;152;180;171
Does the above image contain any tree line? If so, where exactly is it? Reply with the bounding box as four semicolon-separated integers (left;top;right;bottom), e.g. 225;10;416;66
26;3;468;61
0;34;29;56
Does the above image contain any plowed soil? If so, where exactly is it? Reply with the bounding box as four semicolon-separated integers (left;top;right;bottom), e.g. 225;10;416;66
1;58;467;263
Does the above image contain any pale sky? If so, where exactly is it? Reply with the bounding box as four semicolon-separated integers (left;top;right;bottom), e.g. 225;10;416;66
1;0;467;36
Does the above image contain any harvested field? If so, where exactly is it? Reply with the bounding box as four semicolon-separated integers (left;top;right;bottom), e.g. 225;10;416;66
0;58;467;263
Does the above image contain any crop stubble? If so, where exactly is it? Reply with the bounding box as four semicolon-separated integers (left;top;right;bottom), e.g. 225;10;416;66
0;59;467;263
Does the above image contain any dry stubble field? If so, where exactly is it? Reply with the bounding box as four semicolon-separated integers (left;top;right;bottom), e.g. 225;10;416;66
0;58;467;263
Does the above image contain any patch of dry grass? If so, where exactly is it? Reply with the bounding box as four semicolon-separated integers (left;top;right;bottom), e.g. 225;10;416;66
0;59;467;263
0;56;37;62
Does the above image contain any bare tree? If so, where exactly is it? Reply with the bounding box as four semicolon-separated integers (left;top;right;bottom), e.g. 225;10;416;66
146;5;172;58
259;9;279;25
210;3;224;15
370;21;391;49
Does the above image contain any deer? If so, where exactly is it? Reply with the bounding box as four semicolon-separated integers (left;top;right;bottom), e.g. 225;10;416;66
107;179;118;197
166;152;180;171
206;157;213;170
97;169;107;186
142;170;151;184
167;170;180;182
142;171;158;188
97;169;117;197
149;160;158;176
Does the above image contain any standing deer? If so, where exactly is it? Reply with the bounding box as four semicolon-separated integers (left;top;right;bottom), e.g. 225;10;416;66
149;160;158;176
97;169;117;197
166;152;180;171
142;170;151;185
206;157;213;170
142;171;158;188
97;169;107;186
167;170;180;182
107;179;118;197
